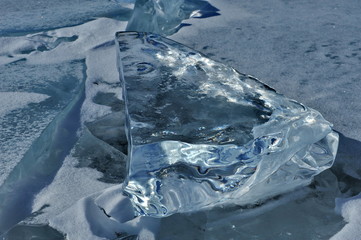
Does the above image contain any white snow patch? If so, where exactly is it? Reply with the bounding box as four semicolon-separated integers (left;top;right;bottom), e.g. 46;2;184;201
0;18;126;125
81;41;122;124
0;92;49;117
331;193;361;240
49;185;159;240
0;18;127;66
27;18;127;64
32;155;111;224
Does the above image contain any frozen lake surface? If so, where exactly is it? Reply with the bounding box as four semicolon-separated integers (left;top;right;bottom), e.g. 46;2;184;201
0;0;361;239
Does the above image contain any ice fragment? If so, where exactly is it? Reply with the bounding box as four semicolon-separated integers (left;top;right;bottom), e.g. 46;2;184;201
116;32;339;217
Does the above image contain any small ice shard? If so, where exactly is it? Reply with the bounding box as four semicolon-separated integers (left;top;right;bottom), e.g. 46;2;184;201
126;0;219;35
116;32;339;217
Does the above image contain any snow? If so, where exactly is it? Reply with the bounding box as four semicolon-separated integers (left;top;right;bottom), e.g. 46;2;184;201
82;39;122;124
3;15;128;231
31;155;112;225
0;18;126;187
0;60;84;187
0;18;128;65
0;92;49;117
49;185;159;240
0;17;128;235
0;0;133;35
332;193;361;240
0;91;49;185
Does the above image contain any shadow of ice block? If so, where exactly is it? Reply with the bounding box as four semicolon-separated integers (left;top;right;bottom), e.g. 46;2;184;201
116;32;339;217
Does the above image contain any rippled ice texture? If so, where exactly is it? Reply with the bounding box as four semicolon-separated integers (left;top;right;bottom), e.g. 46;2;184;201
117;32;339;217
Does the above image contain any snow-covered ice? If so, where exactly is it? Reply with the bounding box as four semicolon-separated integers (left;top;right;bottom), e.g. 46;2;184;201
0;0;134;36
0;60;85;188
0;18;128;235
0;92;49;117
332;193;361;240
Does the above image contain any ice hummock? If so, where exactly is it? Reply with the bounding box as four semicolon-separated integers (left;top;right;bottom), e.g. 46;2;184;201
117;32;339;217
126;0;219;35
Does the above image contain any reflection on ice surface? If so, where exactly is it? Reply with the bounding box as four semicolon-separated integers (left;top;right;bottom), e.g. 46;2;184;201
117;32;338;217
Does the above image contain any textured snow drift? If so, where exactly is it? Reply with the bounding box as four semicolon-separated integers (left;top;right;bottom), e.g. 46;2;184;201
50;185;159;240
332;193;361;240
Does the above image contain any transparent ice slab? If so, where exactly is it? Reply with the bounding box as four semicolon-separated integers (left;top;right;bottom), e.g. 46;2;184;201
116;32;339;217
157;170;345;240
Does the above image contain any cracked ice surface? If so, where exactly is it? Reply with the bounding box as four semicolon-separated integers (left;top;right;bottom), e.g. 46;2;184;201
117;32;339;217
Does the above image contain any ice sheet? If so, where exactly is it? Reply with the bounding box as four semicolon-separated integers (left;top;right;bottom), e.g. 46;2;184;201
0;18;128;235
0;92;49;117
0;0;133;35
0;60;84;187
171;0;361;142
0;18;127;186
170;0;361;238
